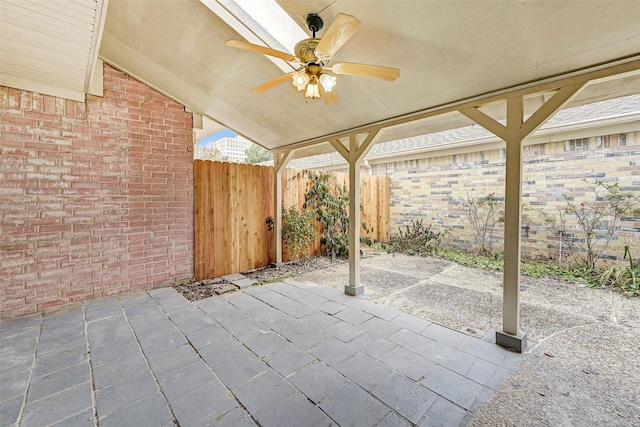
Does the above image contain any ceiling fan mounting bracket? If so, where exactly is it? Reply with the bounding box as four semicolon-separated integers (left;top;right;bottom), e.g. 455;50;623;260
306;13;323;37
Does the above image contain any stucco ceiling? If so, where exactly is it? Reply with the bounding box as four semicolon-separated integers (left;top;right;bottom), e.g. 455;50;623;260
2;1;639;156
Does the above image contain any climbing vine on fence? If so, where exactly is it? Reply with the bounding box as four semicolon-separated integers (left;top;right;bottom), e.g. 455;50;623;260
303;171;350;259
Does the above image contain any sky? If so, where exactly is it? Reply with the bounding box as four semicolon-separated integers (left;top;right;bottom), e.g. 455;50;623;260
197;129;237;147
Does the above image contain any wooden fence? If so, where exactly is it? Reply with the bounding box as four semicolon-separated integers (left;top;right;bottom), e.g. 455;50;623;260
194;160;390;280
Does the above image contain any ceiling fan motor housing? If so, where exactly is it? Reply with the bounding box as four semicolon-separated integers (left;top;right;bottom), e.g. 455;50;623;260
295;38;321;64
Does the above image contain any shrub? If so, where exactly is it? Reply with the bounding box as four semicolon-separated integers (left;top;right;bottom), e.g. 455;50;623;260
282;206;317;261
539;181;640;270
449;188;504;254
383;220;447;256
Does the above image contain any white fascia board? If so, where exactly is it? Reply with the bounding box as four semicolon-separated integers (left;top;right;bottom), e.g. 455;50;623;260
299;113;640;169
0;74;86;101
86;0;109;96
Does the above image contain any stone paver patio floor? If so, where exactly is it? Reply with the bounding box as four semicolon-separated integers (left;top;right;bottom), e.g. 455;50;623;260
1;279;522;427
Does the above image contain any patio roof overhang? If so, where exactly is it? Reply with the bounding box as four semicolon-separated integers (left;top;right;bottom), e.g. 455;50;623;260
1;0;639;352
2;1;639;152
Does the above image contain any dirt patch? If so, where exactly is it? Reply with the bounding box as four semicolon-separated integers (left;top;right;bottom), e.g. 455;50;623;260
174;257;346;301
243;256;346;284
174;278;237;301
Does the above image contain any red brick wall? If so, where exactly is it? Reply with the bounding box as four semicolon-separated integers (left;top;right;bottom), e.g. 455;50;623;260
1;64;194;317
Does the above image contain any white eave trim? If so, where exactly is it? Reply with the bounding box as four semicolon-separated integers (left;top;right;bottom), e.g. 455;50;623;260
0;74;86;101
296;112;640;170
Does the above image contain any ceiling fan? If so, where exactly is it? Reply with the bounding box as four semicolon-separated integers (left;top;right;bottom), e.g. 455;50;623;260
225;13;400;105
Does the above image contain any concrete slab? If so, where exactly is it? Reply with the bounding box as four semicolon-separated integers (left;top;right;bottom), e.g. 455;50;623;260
349;331;397;359
420;397;467;427
372;372;438;424
336;353;394;392
233;370;296;415
263;343;316;377
319;382;389;427
1;271;529;427
256;392;332;427
307;337;358;367
287;361;349;404
28;362;91;403
99;393;172;427
232;277;257;289
422;366;483;410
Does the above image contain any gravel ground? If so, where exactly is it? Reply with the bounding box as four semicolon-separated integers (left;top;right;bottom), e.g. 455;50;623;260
470;322;640;426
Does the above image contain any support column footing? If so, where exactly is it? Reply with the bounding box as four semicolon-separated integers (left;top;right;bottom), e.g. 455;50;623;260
496;329;527;353
344;285;364;296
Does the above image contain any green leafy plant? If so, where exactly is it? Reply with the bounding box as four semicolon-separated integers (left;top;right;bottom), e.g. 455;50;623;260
282;206;317;261
539;181;640;270
436;247;504;271
383;220;447;256
449;188;504;255
599;246;640;296
360;221;375;246
303;171;350;259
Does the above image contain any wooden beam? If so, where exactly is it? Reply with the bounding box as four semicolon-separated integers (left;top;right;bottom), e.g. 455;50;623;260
329;139;351;161
355;127;383;160
458;107;507;141
272;58;640;154
521;83;586;138
274;150;293;174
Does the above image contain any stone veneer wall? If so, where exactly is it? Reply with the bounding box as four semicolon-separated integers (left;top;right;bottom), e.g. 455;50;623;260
384;132;640;264
1;64;195;317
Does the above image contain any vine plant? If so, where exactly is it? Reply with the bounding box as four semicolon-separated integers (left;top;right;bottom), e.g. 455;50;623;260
303;171;350;259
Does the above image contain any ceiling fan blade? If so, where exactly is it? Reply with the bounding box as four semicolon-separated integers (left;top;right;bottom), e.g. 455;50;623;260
251;73;294;93
319;85;339;106
226;40;297;62
314;13;362;59
331;63;400;81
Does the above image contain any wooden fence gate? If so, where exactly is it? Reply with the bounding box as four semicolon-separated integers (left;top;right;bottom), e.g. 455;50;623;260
194;160;390;280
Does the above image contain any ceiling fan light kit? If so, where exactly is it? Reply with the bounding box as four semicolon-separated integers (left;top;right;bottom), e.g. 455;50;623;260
319;74;337;92
226;12;400;105
305;80;320;99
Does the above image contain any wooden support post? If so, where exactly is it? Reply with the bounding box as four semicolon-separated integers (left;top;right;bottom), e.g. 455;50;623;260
274;150;293;265
502;95;524;338
458;83;585;352
329;128;382;295
347;135;362;295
